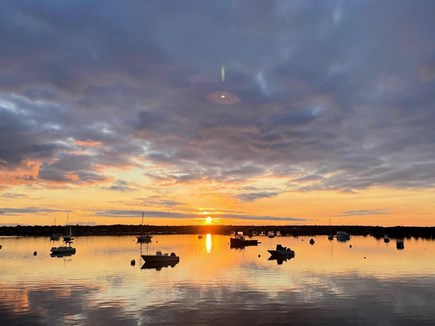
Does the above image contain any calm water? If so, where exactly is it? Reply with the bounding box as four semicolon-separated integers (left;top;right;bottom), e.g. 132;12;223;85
1;234;435;325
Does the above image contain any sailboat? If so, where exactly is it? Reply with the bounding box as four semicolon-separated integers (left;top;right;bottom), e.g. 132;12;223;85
50;218;61;241
137;212;152;243
63;213;74;242
51;213;76;256
50;239;76;256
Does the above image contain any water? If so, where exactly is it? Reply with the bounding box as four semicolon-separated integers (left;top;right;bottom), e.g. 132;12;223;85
1;234;435;325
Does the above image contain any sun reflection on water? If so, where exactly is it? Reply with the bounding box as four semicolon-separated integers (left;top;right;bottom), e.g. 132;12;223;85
206;233;212;253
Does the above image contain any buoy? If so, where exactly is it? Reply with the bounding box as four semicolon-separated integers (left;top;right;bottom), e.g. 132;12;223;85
258;254;261;258
33;251;37;256
131;259;136;266
364;257;366;259
349;245;352;248
309;239;315;245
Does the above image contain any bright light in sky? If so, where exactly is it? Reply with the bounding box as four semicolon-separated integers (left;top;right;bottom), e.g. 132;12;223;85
205;216;213;224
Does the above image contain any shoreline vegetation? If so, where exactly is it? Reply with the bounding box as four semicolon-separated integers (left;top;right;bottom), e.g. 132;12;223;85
1;225;435;239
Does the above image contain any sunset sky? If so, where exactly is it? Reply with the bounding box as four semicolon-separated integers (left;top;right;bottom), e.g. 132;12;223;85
1;1;435;226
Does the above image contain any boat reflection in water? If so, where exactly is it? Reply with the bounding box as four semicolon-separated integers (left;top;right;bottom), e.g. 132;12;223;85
50;250;76;258
141;260;179;271
268;256;294;265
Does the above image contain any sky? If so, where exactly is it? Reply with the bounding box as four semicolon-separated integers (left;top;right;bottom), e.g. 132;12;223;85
1;0;435;226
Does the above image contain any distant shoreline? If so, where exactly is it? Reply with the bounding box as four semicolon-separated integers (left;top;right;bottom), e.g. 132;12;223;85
1;224;435;239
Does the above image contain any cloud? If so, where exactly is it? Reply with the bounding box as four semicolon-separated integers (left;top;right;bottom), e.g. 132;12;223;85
1;0;435;196
236;191;282;202
95;210;191;219
102;180;136;192
0;207;66;215
1;193;28;199
336;209;390;217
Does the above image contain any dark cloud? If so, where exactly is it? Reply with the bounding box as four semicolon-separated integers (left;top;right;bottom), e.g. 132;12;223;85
0;0;435;194
336;209;390;217
102;180;136;192
236;191;281;202
95;209;307;222
95;210;191;219
0;207;65;215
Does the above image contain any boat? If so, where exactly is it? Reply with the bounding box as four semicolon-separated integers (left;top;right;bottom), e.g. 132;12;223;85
384;235;391;243
137;234;152;243
336;231;351;241
328;234;334;240
268;244;295;258
198;235;203;239
396;239;405;249
50;240;76;256
141;251;179;263
63;226;74;242
137;212;153;243
309;238;315;245
50;218;61;241
63;213;74;242
50;233;61;241
267;231;275;238
230;234;259;248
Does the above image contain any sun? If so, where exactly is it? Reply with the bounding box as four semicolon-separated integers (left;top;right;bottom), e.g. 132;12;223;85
205;216;213;224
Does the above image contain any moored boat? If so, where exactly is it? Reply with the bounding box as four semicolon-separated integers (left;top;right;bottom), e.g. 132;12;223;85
137;212;153;243
137;234;152;243
230;234;258;248
50;240;76;256
268;244;295;258
141;251;179;263
396;239;405;249
336;231;351;241
50;233;61;241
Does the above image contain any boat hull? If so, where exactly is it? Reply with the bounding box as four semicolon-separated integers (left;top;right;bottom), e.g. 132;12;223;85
50;247;76;255
141;255;179;263
137;235;152;243
268;250;295;257
230;238;258;248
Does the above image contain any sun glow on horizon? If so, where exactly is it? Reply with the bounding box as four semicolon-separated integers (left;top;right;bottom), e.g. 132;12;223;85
204;216;213;224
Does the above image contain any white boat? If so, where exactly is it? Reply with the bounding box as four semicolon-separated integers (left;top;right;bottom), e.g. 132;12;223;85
141;251;179;263
268;244;295;257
